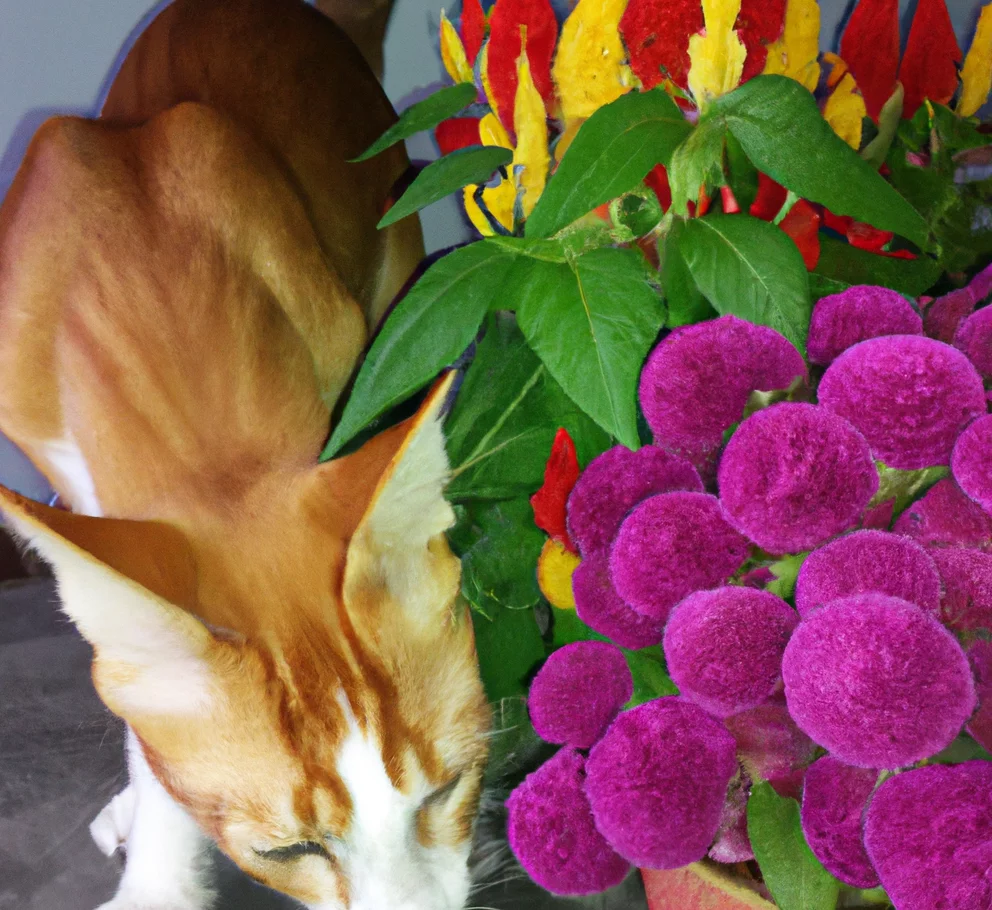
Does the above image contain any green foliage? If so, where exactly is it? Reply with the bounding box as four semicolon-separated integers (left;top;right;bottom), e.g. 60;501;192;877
526;89;692;237
812;238;942;296
351;82;478;162
471;604;545;702
321;243;516;459
624;647;679;707
378;146;513;228
680;214;812;355
514;246;666;448
661;221;717;327
747;781;842;910
712;77;929;248
669;115;728;215
446;315;611;501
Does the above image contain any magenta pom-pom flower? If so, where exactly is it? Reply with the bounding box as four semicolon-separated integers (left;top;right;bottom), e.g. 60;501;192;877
800;756;880;888
585;698;737;869
930;547;992;632
725;704;816;799
572;556;665;650
864;762;992;910
807;285;923;366
967;640;992;753
795;529;941;618
609;492;751;621
923;287;977;344
818;335;987;470
566;445;702;558
638;315;806;470
663;587;798;718
893;477;992;550
782;594;976;768
952;414;992;516
955;305;992;378
528;642;633;749
717;403;878;554
507;748;631;895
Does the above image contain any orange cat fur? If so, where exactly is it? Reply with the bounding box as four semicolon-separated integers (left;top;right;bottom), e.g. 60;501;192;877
0;2;489;908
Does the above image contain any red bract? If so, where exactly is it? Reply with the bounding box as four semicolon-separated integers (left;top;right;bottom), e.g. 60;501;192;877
898;0;962;118
823;209;894;253
750;173;788;221
619;0;703;91
839;0;900;120
736;0;787;83
645;164;672;212
434;116;483;155
486;0;558;133
779;200;822;270
460;0;487;66
531;428;580;552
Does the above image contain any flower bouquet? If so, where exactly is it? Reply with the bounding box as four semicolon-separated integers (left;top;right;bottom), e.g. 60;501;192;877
324;0;992;907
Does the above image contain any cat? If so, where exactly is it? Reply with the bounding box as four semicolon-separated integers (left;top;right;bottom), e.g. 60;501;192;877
0;1;490;908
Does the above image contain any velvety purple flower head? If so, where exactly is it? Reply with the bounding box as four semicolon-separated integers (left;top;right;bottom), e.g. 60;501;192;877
955;305;992;378
930;547;992;632
966;640;992;753
609;492;751;621
638;315;806;470
507;748;630;895
585;697;737;869
725;704;817;797
566;445;702;559
970;262;992;302
717;403;878;554
818;335;987;470
923;287;976;343
892;477;992;550
807;285;922;366
528;642;632;749
864;762;992;910
572;556;665;650
782;594;976;768
801;756;880;888
663;587;798;718
952;414;992;516
861;499;895;530
794;530;941;618
708;776;753;864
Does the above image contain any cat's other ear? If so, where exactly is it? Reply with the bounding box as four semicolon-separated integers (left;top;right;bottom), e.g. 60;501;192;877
323;374;460;622
0;488;217;716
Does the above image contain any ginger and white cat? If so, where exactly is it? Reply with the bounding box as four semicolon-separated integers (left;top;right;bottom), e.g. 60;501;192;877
0;1;489;908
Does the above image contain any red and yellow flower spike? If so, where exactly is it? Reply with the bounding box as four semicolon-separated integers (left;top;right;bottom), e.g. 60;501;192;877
553;0;633;123
440;9;475;84
958;3;992;118
460;0;487;67
762;0;820;93
514;37;551;217
531;427;581;552
463;112;516;235
821;53;868;149
687;0;747;110
537;539;581;609
838;0;900;121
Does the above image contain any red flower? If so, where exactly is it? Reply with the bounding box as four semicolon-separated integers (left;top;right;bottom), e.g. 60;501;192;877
460;0;487;66
839;0;900;121
736;0;788;83
645;164;672;212
619;0;704;91
531;428;580;553
898;0;962;118
749;174;820;270
434;116;483;155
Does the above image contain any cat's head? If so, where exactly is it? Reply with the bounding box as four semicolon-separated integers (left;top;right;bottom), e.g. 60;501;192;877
0;379;490;909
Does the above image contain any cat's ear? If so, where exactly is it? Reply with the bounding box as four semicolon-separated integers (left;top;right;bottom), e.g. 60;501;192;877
335;374;461;621
0;488;217;715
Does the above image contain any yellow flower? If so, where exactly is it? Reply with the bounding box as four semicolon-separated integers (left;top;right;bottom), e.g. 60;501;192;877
537;539;581;610
687;0;747;110
440;9;474;84
822;53;867;149
958;2;992;118
763;0;821;93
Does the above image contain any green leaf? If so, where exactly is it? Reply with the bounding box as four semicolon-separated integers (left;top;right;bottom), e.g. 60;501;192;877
861;84;904;170
446;314;611;501
748;781;842;910
514;247;666;448
624;647;679;707
526;89;692;238
321;242;516;460
471;605;545;703
872;464;948;518
351;83;478;162
460;499;546;618
660;220;716;328
378;146;513;228
766;552;807;600
669;116;728;215
812;237;941;297
726;131;759;212
680;213;812;355
713;76;928;247
551;606;610;648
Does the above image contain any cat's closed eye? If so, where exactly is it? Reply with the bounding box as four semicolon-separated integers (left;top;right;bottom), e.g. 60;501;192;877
254;841;332;863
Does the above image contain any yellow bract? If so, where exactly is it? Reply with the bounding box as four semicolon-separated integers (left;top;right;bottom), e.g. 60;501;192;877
513;46;550;217
440;10;474;84
537;539;581;610
553;0;633;123
958;3;992;117
464;112;515;235
687;0;747;110
763;0;821;93
822;53;866;149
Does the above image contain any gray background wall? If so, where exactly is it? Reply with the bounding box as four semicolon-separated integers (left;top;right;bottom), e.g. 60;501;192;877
0;0;986;497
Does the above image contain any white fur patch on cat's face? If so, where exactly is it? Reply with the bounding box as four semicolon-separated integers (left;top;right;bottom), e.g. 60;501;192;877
314;696;471;910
